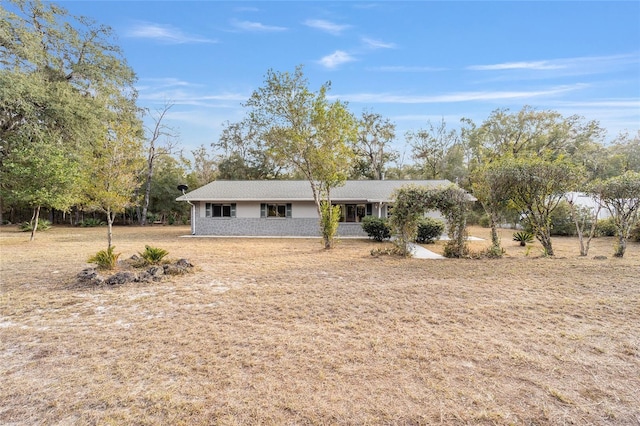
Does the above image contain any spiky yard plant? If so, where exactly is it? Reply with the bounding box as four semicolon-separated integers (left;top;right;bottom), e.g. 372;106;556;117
139;245;169;265
88;246;121;270
513;231;534;246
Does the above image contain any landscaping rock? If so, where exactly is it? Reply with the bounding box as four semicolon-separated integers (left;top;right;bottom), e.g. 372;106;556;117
105;271;137;286
79;258;194;286
147;266;165;281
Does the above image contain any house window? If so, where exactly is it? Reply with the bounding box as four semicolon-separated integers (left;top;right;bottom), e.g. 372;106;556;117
261;203;292;218
205;203;236;218
335;203;372;222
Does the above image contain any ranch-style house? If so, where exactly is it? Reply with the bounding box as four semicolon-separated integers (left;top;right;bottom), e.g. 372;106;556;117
176;180;453;237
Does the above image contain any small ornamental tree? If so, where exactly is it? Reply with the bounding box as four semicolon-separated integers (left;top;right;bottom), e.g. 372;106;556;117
482;157;582;256
587;171;640;257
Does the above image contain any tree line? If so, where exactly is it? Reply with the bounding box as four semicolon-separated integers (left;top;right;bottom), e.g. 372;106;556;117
2;0;639;253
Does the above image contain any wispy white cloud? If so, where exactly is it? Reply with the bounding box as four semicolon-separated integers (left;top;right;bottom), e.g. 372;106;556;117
361;37;396;49
318;50;356;69
231;19;287;32
304;19;351;35
469;61;564;71
334;84;586;104
127;22;217;44
368;65;447;72
468;53;639;73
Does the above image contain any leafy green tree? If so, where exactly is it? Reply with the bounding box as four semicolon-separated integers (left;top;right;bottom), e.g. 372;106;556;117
587;171;640;257
3;136;82;240
0;0;138;226
147;155;191;224
244;65;357;249
603;131;640;177
351;111;397;180
471;161;512;254
183;145;217;188
84;119;145;249
463;106;603;167
213;119;285;180
484;157;583;256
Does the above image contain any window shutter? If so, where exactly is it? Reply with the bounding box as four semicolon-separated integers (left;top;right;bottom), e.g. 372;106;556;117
260;203;266;218
286;203;292;218
366;203;372;216
231;203;236;218
205;203;211;217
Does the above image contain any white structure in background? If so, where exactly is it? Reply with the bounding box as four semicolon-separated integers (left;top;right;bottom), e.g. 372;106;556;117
564;192;611;220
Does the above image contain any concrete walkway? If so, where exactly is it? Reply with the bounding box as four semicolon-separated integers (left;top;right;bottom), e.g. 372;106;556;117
407;243;445;259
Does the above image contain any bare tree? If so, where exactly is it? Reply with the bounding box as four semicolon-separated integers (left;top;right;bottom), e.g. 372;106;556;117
352;111;397;180
140;103;179;226
407;118;459;179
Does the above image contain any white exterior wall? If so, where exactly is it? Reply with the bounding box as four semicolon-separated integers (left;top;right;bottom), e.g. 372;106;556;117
235;202;257;218
292;202;318;218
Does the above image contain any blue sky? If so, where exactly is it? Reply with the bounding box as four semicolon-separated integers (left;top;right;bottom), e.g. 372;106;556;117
55;1;640;157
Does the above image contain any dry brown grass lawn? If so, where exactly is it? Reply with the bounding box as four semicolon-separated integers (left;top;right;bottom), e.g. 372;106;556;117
1;224;639;425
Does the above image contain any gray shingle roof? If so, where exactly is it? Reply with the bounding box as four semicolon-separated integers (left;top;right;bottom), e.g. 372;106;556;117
176;180;455;202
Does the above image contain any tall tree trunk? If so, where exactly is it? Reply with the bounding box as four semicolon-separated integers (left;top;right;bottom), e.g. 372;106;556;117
614;234;626;257
489;214;501;250
140;152;154;226
30;205;41;241
107;208;114;249
537;230;554;256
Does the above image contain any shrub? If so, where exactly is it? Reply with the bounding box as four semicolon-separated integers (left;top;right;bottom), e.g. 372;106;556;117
415;217;445;244
88;246;121;270
147;213;160;224
513;231;534;246
20;219;51;232
549;201;576;236
78;218;106;227
596;217;617;237
477;214;491;228
139;245;169;265
631;222;640;242
361;216;391;242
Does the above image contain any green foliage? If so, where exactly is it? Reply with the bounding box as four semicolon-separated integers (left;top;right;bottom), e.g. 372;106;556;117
88;246;121;270
391;184;471;258
630;222;640;242
587;171;640;257
415;217;445;244
244;65;357;249
139;245;169;265
548;201;577;236
481;157;583;256
19;219;51;232
361;216;391;241
1;0;139;232
78;218;106;227
595;218;617;236
478;214;491;228
513;231;534;246
320;202;342;249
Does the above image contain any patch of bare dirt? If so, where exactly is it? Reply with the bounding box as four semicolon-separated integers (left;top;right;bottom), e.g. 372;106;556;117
1;225;639;424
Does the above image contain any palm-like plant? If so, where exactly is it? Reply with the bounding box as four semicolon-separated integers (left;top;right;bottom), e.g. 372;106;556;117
513;231;534;246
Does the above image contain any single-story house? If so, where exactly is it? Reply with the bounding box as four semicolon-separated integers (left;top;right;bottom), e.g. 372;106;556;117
176;180;456;237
